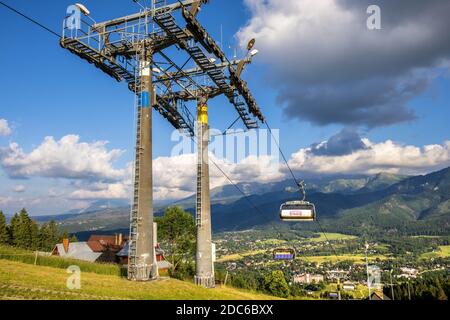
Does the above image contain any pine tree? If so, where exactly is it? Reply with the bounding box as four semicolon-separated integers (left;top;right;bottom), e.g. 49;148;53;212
9;213;21;246
48;220;60;247
40;220;60;251
30;221;41;250
14;209;32;249
0;211;10;244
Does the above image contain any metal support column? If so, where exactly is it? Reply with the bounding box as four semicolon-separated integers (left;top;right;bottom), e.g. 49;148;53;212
194;95;215;288
128;43;158;281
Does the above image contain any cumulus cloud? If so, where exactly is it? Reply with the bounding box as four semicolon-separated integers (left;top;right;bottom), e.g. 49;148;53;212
237;0;450;127
0;196;14;206
290;137;450;176
69;182;130;200
13;185;26;193
154;187;192;201
153;154;196;195
0;119;12;136
0;193;89;215
64;152;283;201
209;154;284;187
152;153;284;200
48;188;63;198
0;135;126;180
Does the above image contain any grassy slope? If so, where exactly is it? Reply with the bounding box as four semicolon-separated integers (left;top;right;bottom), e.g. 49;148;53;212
217;250;266;263
0;259;278;300
420;245;450;259
308;233;357;242
297;254;388;264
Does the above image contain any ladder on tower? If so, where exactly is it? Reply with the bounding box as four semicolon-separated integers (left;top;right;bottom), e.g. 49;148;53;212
128;80;145;279
153;11;190;45
196;123;202;228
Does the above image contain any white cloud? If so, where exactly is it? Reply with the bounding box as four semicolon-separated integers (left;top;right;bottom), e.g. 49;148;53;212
2;132;449;209
0;196;14;206
65;153;193;201
0;193;90;215
153;154;196;193
152;153;284;200
154;187;192;201
289;139;450;176
65;153;285;202
209;154;284;187
48;188;63;198
0;119;12;136
13;185;25;193
69;182;130;200
0;135;126;180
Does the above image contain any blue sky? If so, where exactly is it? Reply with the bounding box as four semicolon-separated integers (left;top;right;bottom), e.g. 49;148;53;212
0;0;449;215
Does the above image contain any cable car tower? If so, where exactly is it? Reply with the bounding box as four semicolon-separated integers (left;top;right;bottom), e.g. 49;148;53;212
60;0;265;286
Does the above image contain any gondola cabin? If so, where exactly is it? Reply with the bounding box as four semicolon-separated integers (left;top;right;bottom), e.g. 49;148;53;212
273;248;296;260
280;201;316;222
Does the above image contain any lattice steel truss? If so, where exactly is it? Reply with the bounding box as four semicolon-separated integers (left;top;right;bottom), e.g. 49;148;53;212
61;0;264;135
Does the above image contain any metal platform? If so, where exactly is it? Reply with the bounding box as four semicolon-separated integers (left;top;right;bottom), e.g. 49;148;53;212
60;38;135;82
154;11;262;129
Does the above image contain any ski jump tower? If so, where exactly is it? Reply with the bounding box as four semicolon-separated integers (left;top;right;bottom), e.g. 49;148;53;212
60;0;265;286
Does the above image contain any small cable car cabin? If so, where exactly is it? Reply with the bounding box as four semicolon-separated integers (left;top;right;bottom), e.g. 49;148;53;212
273;248;295;260
280;201;316;222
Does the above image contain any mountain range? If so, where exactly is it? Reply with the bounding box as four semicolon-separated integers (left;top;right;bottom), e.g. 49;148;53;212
30;167;450;237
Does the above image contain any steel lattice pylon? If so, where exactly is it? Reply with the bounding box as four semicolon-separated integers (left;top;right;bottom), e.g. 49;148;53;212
60;0;265;286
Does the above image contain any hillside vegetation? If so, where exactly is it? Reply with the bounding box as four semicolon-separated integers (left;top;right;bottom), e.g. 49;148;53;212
307;233;357;242
421;245;450;260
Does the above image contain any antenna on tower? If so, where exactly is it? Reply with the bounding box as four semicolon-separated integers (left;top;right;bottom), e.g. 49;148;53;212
132;0;146;10
220;24;223;51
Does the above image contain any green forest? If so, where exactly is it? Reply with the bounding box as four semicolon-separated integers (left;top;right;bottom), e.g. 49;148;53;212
0;209;75;252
